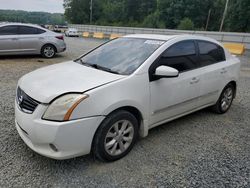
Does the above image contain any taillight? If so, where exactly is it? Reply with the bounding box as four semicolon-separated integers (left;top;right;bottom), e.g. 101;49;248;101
55;35;64;40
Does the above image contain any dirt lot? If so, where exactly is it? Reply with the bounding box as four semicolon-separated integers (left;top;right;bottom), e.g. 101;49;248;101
0;37;250;187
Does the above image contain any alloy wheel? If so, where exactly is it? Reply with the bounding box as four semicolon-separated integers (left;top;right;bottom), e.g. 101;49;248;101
44;46;55;58
104;120;134;156
221;87;233;111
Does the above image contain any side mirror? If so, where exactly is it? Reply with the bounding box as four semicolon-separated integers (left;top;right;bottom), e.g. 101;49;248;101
154;65;179;79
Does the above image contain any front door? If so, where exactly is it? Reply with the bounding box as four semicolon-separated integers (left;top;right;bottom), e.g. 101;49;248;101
149;40;202;126
0;25;20;54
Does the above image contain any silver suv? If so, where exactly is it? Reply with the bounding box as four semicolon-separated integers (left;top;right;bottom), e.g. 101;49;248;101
0;23;66;58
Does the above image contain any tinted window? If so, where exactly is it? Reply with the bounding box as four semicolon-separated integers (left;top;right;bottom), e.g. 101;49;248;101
37;28;46;34
18;26;45;35
198;41;225;66
0;26;18;35
158;40;198;72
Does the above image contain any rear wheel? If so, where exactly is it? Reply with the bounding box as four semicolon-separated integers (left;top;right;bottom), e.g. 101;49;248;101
93;110;139;162
41;44;56;58
211;83;235;114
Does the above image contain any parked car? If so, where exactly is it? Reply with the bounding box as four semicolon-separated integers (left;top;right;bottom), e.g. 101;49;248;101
53;25;68;33
15;34;240;161
0;23;66;58
65;28;79;37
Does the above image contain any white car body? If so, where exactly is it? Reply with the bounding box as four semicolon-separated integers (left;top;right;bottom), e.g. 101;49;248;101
65;28;79;37
15;34;241;160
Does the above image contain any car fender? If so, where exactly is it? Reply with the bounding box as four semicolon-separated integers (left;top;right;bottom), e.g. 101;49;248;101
70;73;151;137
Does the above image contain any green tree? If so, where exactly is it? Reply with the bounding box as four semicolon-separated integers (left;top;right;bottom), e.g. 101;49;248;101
207;0;225;31
226;0;250;32
62;0;250;32
64;0;90;24
101;0;126;24
64;0;103;24
0;10;65;25
142;11;165;28
177;17;194;30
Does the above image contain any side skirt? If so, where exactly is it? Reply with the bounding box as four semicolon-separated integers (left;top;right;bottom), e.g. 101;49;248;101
149;102;215;129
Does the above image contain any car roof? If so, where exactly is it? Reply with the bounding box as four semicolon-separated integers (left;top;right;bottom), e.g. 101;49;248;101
0;23;45;30
124;34;178;41
124;34;220;44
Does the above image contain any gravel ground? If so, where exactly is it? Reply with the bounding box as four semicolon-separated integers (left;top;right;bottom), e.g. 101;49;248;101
0;37;249;187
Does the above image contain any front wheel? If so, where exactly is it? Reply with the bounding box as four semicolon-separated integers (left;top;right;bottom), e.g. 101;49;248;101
41;44;56;58
93;110;139;162
211;83;235;114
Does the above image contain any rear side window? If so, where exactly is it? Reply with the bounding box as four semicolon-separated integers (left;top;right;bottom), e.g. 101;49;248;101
37;28;46;34
198;41;225;66
158;40;198;72
18;26;45;35
0;26;18;35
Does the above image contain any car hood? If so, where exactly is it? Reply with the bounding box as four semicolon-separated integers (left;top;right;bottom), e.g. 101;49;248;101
18;61;125;103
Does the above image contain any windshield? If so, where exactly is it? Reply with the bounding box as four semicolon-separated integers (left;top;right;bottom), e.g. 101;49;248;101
77;38;164;75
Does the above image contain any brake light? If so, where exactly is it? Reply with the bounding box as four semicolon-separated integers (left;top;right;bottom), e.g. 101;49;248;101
55;35;64;40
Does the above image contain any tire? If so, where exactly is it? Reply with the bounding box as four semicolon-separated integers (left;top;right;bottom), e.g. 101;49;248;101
93;110;139;162
211;83;235;114
41;44;56;58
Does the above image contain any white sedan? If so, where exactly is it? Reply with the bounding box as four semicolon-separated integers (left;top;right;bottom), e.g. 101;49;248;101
15;34;240;161
65;28;79;37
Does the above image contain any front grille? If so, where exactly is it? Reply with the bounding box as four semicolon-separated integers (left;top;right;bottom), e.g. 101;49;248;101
17;87;40;114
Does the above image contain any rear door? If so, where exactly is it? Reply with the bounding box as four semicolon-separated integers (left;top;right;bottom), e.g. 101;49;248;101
0;25;20;54
196;40;227;106
17;26;46;54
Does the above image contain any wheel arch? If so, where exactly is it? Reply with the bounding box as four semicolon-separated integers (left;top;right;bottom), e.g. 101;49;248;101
103;105;147;136
227;80;237;98
109;106;143;127
41;43;58;54
91;105;147;155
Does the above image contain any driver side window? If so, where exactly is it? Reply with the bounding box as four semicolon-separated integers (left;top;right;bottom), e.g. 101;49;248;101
0;26;18;35
158;40;198;72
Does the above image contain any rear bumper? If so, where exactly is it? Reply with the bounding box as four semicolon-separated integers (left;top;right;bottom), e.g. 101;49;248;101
56;43;66;53
57;46;66;53
15;101;104;160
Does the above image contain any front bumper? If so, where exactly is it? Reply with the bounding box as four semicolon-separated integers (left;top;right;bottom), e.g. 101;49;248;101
15;101;104;160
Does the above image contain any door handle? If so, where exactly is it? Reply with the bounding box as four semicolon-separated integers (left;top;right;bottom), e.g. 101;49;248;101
190;77;200;84
220;68;227;74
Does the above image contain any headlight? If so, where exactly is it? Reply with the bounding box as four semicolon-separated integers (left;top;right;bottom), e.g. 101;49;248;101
43;94;89;121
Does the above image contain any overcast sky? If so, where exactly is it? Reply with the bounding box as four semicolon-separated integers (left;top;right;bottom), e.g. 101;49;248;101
0;0;64;13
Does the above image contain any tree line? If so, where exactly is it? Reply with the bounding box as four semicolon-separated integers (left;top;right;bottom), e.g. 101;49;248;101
64;0;250;32
0;10;66;25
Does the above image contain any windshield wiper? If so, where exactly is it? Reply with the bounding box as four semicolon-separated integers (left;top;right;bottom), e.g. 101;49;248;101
78;59;120;74
78;59;92;67
89;64;120;74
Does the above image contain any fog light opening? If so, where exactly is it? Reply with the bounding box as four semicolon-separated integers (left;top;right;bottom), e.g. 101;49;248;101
49;144;58;152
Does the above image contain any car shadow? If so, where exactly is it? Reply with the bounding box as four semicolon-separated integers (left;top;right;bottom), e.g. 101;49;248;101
0;54;65;60
12;102;245;181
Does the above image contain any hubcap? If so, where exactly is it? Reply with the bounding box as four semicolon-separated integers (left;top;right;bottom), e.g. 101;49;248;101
44;46;55;57
221;87;233;111
104;120;134;156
